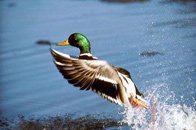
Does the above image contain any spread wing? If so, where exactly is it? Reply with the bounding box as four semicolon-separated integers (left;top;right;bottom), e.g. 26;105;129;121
51;49;123;105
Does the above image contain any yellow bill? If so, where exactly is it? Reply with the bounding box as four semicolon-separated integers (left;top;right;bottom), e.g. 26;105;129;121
56;40;69;46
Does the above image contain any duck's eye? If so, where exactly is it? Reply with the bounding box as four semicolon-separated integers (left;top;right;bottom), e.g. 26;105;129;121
74;38;78;42
69;37;77;43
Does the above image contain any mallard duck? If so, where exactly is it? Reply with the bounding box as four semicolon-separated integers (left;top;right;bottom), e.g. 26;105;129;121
51;33;147;108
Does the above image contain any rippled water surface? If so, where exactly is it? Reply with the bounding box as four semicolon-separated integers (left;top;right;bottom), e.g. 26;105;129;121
0;0;195;129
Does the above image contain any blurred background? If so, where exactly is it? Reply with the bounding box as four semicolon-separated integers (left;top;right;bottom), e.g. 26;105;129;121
0;0;196;129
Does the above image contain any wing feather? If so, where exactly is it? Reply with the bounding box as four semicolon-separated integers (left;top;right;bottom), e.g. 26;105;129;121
51;49;122;105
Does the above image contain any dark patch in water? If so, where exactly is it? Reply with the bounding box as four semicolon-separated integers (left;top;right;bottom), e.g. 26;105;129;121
101;0;148;3
0;114;124;130
175;8;196;14
152;18;196;28
183;33;196;38
0;118;9;128
160;0;196;15
140;51;164;57
7;3;16;7
161;0;196;4
36;40;54;45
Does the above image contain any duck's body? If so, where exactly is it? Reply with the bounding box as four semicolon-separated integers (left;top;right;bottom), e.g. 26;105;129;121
51;33;147;108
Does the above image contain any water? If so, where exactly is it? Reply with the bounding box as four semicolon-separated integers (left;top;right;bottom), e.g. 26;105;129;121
0;0;195;129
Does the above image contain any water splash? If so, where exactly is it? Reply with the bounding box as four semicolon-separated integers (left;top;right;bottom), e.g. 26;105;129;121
121;83;196;130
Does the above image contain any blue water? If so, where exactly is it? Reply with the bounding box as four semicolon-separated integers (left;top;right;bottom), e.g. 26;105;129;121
0;0;195;129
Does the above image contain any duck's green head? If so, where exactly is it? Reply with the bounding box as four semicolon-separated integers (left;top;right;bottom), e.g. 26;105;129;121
57;33;91;54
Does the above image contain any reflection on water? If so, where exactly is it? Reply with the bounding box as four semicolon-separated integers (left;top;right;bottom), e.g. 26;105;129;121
0;0;196;129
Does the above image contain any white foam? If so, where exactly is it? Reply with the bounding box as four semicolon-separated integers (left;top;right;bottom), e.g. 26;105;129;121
121;83;196;130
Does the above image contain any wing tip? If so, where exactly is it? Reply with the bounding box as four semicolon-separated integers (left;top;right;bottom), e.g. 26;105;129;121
50;49;70;58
